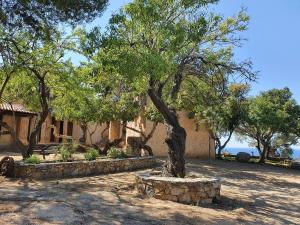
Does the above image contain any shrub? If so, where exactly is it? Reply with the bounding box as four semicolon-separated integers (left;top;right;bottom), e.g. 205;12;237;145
24;155;41;164
56;144;75;161
107;147;127;159
84;148;100;161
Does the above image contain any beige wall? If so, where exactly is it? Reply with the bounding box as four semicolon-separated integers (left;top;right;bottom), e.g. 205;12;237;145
72;122;83;142
86;123;109;145
0;112;112;151
126;116;144;144
127;112;215;159
109;121;121;141
40;114;52;144
18;117;30;144
1;110;215;159
0;115;13;147
37;120;109;146
0;114;33;150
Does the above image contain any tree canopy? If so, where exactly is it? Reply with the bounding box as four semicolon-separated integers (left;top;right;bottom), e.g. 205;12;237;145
95;0;256;177
237;88;300;162
180;76;249;159
0;0;109;158
0;0;108;36
1;31;74;157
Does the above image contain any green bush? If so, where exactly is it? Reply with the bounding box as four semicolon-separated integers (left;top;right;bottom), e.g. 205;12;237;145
56;144;75;161
24;155;41;164
107;147;127;159
84;148;100;161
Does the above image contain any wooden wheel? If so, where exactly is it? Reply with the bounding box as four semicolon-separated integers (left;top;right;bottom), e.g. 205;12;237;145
0;156;15;177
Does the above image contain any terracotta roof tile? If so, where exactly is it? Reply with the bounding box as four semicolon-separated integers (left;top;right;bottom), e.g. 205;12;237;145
0;103;36;114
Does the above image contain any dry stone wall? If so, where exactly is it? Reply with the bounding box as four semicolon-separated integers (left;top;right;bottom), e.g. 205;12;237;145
14;157;156;180
136;173;221;205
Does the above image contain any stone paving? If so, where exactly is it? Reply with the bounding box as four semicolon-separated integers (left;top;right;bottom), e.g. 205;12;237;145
0;159;300;224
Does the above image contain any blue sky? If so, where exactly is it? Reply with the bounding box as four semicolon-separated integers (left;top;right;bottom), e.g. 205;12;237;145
79;0;300;148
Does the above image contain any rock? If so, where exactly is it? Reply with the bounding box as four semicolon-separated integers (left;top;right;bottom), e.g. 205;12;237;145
170;187;185;195
236;152;251;163
291;159;300;170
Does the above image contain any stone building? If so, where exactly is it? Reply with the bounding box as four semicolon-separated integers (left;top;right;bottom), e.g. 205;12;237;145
0;103;36;151
125;112;215;159
0;103;215;159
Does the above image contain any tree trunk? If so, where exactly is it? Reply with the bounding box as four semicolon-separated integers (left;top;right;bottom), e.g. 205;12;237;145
165;123;186;177
26;112;49;158
258;145;269;163
217;146;225;160
148;88;186;178
215;138;222;160
87;124;99;146
214;132;233;160
79;123;87;144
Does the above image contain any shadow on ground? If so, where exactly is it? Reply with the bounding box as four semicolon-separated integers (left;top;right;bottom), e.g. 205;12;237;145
0;159;300;224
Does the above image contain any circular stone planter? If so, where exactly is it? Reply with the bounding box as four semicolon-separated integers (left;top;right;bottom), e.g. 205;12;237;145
136;172;221;205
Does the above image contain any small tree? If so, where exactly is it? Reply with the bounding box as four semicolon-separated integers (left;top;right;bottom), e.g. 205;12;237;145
98;0;256;177
237;88;300;163
0;0;108;97
52;60;143;150
181;77;249;159
272;133;298;158
51;66;103;144
2;32;73;158
0;0;109;158
0;28;26;150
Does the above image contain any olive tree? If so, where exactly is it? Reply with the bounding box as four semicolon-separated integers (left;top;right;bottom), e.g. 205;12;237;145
237;88;300;163
98;0;256;177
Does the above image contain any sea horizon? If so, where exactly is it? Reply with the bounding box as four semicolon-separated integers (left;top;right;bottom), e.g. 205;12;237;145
225;147;300;159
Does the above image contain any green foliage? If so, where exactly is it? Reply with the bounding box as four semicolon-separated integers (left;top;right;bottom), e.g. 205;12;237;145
84;148;100;161
90;0;255;176
51;57;142;130
0;0;108;38
95;0;255;126
2;31;73;110
144;104;164;123
24;155;41;164
180;76;249;155
237;88;300;159
107;147;127;159
57;143;77;162
272;134;297;158
101;0;253;84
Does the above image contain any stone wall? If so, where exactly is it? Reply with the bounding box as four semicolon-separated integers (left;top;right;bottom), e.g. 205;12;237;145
14;157;156;180
136;173;221;205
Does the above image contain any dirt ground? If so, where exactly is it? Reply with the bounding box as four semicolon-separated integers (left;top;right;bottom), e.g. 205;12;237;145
0;157;300;225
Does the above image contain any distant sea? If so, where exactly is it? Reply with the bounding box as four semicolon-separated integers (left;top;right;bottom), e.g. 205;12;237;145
225;147;300;160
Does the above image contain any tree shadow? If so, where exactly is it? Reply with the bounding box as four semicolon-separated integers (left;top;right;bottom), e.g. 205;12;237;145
185;159;300;224
1;159;300;224
0;172;239;225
